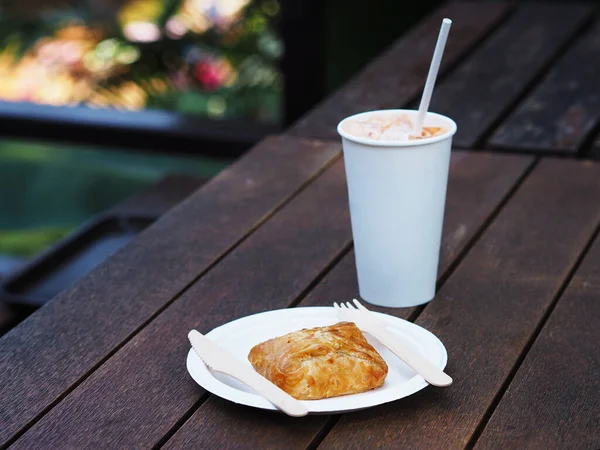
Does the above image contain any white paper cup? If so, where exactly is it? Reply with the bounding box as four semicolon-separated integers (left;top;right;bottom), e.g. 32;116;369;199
337;109;457;308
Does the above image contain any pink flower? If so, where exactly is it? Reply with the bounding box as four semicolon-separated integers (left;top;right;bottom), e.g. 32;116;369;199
194;60;229;91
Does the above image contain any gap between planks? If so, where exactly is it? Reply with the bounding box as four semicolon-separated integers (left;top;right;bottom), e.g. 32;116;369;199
400;3;517;118
151;393;211;450
464;219;600;450
479;13;595;150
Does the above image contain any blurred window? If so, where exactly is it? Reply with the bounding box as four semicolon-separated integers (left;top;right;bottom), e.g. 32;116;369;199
0;0;283;124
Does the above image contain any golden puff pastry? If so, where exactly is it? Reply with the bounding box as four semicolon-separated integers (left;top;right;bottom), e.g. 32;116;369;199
248;322;388;400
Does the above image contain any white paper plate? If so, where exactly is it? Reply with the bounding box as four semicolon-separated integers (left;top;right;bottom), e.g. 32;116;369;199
186;306;448;414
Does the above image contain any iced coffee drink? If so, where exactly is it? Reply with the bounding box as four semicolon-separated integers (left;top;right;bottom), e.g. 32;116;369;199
337;109;457;308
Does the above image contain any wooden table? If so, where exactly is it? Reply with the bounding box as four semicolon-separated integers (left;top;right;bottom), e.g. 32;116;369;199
1;2;599;449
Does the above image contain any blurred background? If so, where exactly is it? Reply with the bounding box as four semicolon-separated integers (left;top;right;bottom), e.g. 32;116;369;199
0;0;440;301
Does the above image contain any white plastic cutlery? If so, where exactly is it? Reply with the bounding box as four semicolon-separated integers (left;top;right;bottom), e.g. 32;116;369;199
188;330;308;417
334;299;453;387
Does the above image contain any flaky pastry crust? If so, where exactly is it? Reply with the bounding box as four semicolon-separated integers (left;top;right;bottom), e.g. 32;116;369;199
248;322;388;400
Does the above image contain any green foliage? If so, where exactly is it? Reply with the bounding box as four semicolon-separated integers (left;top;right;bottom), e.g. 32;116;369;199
0;227;74;258
0;0;283;122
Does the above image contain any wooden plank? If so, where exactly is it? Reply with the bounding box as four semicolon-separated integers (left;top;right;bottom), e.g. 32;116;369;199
155;153;534;450
474;233;600;450
167;396;333;450
10;159;353;450
286;2;511;140
426;3;593;149
318;158;600;450
489;20;600;155
0;136;340;448
107;174;206;217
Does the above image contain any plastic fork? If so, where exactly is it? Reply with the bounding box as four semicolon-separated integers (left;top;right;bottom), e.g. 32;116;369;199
334;299;452;387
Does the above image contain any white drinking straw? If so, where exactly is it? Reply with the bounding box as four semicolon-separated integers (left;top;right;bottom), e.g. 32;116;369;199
413;18;452;137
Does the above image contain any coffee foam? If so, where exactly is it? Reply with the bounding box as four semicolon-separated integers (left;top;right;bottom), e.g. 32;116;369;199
343;113;446;141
